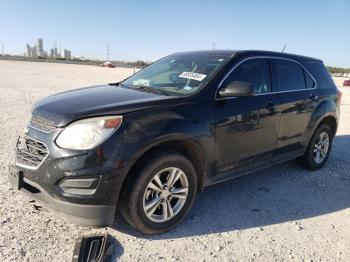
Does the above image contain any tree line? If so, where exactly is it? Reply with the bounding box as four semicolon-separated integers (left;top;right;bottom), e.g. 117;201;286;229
326;66;350;74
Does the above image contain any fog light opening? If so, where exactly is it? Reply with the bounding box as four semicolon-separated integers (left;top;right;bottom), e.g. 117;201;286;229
59;177;100;195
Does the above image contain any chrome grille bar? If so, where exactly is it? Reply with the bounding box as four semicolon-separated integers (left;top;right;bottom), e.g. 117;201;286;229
16;136;49;169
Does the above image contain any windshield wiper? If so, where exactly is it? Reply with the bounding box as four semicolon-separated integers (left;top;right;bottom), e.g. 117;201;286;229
108;82;119;86
129;84;169;96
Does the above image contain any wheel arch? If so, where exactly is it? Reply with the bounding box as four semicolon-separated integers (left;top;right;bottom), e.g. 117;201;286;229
313;113;338;138
318;114;338;136
117;136;209;207
302;113;337;155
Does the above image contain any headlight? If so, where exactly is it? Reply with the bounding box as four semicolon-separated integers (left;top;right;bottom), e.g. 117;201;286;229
56;116;122;150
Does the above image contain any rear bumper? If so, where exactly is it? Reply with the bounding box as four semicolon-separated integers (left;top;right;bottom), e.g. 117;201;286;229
8;165;116;226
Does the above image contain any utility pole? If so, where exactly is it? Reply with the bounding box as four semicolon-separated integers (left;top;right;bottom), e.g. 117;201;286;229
53;41;56;58
107;45;111;61
1;42;3;55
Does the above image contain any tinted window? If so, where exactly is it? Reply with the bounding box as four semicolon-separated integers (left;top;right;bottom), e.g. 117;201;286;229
304;62;335;89
304;70;316;89
272;59;306;91
223;59;271;94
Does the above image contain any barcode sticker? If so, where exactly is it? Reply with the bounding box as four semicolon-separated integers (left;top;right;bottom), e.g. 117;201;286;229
179;72;207;81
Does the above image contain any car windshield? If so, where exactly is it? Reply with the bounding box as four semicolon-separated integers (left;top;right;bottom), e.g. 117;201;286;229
122;54;230;96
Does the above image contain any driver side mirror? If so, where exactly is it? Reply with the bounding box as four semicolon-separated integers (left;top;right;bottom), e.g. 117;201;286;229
218;81;254;98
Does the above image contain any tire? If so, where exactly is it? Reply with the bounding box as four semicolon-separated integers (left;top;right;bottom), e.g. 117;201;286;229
300;123;333;170
120;150;197;235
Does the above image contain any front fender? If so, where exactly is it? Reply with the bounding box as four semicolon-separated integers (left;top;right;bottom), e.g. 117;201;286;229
107;101;214;191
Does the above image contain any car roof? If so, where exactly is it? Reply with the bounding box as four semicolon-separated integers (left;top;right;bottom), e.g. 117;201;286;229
174;50;322;63
174;50;237;57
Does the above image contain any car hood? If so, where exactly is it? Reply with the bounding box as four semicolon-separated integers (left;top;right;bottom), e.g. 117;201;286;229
32;84;177;127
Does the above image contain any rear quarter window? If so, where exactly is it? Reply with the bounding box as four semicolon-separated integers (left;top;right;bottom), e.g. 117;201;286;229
304;70;316;89
304;62;336;89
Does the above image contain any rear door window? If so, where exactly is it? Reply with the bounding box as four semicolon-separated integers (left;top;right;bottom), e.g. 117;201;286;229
271;59;306;91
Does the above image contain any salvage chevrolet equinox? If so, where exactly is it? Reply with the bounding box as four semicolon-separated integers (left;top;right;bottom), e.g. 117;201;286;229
8;50;341;234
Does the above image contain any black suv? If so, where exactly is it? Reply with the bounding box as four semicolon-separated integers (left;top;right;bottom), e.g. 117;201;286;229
8;50;341;234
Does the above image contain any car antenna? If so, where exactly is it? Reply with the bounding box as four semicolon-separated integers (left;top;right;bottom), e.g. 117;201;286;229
281;44;287;53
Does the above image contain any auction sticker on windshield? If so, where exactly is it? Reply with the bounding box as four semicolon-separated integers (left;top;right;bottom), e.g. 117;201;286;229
179;72;207;81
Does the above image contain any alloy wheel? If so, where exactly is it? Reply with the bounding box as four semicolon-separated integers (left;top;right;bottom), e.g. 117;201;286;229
143;167;189;223
313;131;330;164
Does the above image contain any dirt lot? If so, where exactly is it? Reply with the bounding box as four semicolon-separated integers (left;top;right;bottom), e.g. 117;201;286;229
0;60;349;261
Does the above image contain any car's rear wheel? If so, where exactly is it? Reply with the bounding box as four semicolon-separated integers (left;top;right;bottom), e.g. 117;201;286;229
300;123;333;170
121;151;197;234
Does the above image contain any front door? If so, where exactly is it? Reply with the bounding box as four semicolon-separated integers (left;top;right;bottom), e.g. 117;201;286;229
214;58;280;178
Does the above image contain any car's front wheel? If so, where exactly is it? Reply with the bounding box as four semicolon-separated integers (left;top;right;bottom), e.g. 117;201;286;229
121;151;197;234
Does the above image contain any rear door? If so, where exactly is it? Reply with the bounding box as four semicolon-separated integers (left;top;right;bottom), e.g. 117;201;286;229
270;58;319;157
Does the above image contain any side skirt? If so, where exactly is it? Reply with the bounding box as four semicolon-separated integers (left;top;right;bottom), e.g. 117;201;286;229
205;150;303;187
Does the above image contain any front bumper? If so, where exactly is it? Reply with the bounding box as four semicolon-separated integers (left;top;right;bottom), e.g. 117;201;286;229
8;122;132;227
8;165;116;226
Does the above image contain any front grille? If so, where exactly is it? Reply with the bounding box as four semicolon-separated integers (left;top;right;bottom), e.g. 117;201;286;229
16;136;48;168
30;115;56;132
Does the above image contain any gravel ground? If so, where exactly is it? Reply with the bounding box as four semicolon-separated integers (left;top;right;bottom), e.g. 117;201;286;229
0;60;349;262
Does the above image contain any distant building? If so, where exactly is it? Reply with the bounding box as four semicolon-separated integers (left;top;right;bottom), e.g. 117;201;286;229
54;47;59;58
61;49;71;60
26;38;45;58
25;38;72;60
65;49;71;60
31;45;37;57
36;38;44;57
26;44;32;57
49;47;59;58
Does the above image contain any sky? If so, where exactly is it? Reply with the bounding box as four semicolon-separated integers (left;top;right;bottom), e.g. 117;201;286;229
1;0;349;67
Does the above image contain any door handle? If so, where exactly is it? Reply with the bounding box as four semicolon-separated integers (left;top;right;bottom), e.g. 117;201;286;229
309;94;319;101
